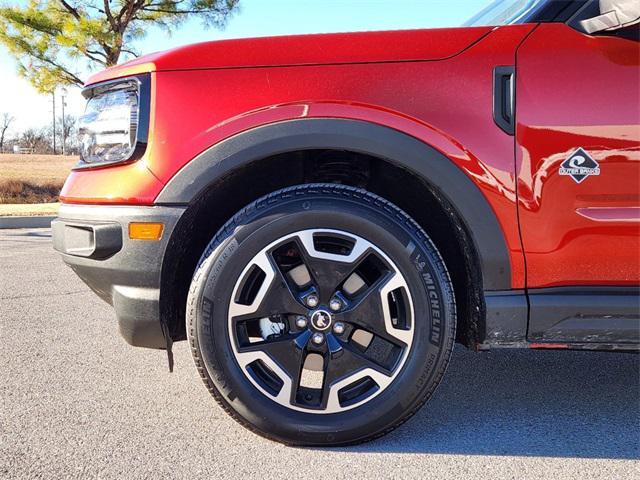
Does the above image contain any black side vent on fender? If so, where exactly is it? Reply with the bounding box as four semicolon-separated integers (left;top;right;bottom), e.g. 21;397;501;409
493;66;515;135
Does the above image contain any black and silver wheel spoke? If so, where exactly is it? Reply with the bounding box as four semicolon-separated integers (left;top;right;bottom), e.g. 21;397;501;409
229;250;307;322
302;253;355;302
296;231;368;303
321;341;391;410
340;272;413;347
236;335;307;404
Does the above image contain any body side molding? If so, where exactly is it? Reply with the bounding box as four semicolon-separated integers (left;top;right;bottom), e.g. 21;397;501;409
527;286;640;344
479;286;640;350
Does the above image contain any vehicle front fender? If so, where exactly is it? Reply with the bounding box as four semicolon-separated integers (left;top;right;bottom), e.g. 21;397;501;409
156;117;512;291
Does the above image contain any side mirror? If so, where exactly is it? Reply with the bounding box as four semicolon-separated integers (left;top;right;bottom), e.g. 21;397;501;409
579;0;640;34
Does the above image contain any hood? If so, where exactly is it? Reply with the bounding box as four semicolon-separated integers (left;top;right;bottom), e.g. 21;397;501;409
86;26;493;85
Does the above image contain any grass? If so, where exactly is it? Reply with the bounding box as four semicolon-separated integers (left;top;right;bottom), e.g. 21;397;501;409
0;202;59;217
0;179;63;204
0;153;75;206
1;153;76;183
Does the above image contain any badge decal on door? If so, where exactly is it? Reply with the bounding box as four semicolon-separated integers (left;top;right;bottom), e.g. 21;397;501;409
559;148;600;183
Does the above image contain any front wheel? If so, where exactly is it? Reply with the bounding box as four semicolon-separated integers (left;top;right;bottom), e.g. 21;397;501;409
187;184;456;445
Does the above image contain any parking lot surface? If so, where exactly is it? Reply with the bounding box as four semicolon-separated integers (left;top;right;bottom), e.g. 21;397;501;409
1;228;638;479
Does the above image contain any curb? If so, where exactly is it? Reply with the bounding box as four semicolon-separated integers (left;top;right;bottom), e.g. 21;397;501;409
0;216;56;229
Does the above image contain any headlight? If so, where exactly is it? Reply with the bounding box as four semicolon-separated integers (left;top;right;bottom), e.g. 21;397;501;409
76;74;150;168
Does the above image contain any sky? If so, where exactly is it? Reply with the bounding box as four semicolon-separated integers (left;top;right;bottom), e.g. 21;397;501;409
0;0;492;134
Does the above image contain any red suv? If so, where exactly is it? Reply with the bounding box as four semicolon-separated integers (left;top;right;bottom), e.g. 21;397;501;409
52;0;640;445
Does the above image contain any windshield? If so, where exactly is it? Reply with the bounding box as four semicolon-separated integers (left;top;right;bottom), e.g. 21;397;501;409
465;0;549;26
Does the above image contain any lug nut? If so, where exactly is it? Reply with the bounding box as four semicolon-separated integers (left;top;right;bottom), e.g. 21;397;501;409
311;333;325;345
295;316;308;329
305;294;319;308
329;298;342;311
333;322;345;335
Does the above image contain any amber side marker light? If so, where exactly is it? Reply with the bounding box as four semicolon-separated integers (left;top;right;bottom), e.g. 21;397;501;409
129;222;164;240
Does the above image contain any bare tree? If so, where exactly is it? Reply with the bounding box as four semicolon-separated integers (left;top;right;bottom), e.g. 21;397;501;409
20;128;52;154
0;113;14;154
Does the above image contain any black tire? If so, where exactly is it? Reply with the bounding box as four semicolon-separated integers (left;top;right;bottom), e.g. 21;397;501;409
187;184;456;446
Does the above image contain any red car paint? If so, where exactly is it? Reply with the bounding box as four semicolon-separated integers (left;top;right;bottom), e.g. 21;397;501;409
516;23;640;288
529;343;570;349
60;24;640;290
85;27;493;84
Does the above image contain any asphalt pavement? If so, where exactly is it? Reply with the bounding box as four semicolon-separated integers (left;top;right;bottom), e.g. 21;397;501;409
1;228;639;479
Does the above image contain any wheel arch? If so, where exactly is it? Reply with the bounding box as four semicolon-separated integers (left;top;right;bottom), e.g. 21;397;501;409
156;118;512;347
157;118;510;289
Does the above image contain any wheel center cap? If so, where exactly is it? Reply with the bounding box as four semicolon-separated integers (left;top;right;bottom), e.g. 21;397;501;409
310;309;332;331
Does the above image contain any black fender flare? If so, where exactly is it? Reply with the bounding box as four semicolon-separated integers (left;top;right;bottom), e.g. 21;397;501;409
156;118;511;290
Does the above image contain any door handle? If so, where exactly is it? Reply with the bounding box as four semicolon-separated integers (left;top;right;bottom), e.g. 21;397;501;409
493;66;515;135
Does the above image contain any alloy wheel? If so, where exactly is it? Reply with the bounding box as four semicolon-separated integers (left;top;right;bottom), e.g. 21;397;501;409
228;229;415;413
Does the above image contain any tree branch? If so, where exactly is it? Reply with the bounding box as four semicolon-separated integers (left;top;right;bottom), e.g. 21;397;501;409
116;0;143;30
140;7;225;15
83;50;108;65
103;0;117;31
86;49;108;60
58;0;80;20
5;14;62;37
120;48;139;57
145;0;186;7
25;52;84;86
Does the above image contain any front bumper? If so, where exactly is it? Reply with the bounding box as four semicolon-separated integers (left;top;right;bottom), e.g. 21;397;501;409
52;204;185;349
